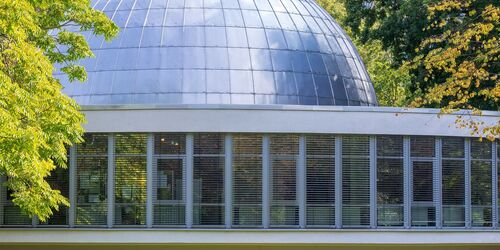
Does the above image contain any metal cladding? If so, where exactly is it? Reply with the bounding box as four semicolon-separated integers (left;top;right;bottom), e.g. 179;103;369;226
58;0;378;106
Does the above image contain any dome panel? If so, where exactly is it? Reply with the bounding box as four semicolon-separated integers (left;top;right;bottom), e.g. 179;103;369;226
60;0;378;106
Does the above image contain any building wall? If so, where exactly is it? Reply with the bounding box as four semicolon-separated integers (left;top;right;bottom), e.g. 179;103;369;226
1;133;498;230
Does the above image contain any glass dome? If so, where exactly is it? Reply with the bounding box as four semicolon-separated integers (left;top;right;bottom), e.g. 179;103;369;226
58;0;378;106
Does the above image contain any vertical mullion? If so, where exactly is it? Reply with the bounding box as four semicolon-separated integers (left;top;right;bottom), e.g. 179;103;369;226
0;176;4;226
146;133;154;228
334;136;342;228
262;135;270;229
107;134;115;228
224;134;233;229
403;136;411;229
492;141;498;228
32;216;38;228
298;135;306;228
465;138;471;228
185;134;194;229
435;138;443;228
369;136;377;228
68;145;76;227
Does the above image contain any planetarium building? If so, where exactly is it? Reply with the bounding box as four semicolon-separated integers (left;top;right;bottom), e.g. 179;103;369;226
1;0;499;249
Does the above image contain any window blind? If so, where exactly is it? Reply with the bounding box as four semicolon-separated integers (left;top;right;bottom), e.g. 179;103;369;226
270;134;299;227
42;165;69;226
193;133;225;226
441;137;465;227
305;135;335;227
76;134;108;226
1;181;32;226
114;134;147;226
342;136;370;227
232;134;262;227
411;136;436;227
471;139;492;227
153;133;186;226
377;136;404;227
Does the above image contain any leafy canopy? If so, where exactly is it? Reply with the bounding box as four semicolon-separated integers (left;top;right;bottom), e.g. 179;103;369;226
318;0;411;106
0;0;117;221
411;0;499;139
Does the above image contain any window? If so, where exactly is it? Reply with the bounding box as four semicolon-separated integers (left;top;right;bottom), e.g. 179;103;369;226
76;134;108;226
306;135;335;227
377;136;404;227
1;180;32;226
342;136;370;227
42;164;70;226
193;134;225;226
410;137;435;227
270;135;299;227
232;134;262;227
442;137;465;227
114;134;147;226
153;133;186;226
471;139;492;227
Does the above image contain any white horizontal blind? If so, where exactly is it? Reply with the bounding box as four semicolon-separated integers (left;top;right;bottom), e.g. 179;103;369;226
442;137;465;227
377;136;404;227
114;134;147;226
42;161;70;226
232;134;263;227
305;135;335;227
270;135;299;227
497;141;500;227
410;136;436;227
193;133;225;227
470;139;492;227
1;181;32;226
76;134;108;226
342;136;370;227
153;133;186;226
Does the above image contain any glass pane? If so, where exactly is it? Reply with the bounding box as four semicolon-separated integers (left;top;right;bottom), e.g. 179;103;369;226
232;134;263;227
306;135;335;227
342;136;370;227
114;134;147;226
270;134;299;227
411;161;435;227
193;134;225;226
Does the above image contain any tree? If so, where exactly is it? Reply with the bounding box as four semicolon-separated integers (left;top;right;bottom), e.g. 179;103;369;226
411;0;499;139
318;0;411;106
0;0;117;221
342;0;432;64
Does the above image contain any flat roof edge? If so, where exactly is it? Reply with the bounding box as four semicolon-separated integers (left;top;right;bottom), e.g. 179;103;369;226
79;104;500;117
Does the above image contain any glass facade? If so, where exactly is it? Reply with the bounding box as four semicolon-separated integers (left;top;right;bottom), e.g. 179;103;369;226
1;133;498;229
57;0;377;106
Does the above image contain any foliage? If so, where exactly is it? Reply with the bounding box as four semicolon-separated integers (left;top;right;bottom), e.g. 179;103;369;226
318;0;411;106
0;0;117;221
342;0;432;64
410;0;499;139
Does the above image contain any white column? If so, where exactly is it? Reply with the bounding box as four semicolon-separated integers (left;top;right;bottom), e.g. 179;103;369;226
262;135;270;229
335;136;342;228
370;136;377;228
146;134;154;228
185;134;194;228
224;134;233;229
435;138;443;228
68;146;76;227
403;136;411;229
491;141;497;228
0;176;5;225
298;135;306;229
107;134;115;228
465;138;471;228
